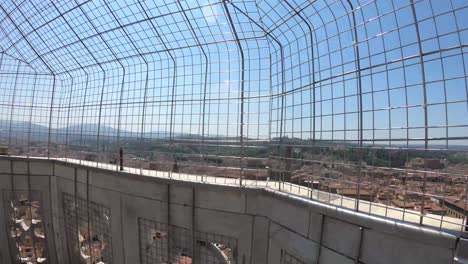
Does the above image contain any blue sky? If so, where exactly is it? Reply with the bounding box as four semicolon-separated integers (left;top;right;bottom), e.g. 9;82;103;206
0;0;467;147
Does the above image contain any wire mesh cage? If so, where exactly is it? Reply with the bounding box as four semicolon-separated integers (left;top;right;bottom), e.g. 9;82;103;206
3;190;48;264
63;193;112;264
281;250;306;264
0;0;467;240
138;217;237;264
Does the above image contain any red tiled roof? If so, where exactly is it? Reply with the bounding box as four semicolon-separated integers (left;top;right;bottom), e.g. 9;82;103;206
337;188;374;196
444;199;468;211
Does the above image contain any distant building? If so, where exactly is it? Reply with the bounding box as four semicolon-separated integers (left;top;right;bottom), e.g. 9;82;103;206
429;204;446;216
84;153;97;161
376;191;395;203
413;203;446;215
401;173;423;183
396;192;429;203
442;199;468;231
391;199;415;209
406;158;445;170
322;170;342;179
365;169;399;179
0;146;8;155
443;199;468;219
336;188;375;202
149;163;162;171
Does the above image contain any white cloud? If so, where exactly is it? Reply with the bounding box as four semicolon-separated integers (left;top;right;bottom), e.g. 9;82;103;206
201;1;222;24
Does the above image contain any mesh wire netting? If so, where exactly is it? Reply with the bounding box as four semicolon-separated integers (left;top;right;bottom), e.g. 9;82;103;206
281;250;306;264
138;217;237;263
0;0;467;236
63;193;112;264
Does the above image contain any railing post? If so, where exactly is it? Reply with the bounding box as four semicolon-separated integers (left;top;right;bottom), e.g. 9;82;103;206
119;147;123;171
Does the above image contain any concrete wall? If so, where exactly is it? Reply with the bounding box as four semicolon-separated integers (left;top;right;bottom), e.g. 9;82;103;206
0;156;466;264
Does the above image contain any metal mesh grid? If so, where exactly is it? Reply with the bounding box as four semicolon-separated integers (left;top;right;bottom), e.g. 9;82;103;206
138;218;170;263
63;193;112;264
3;190;48;264
194;230;237;264
281;250;306;264
138;217;237;264
0;0;467;237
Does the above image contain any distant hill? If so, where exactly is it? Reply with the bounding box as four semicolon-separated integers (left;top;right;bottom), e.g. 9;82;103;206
59;124;121;136
0;120;49;133
0;120;467;150
0;120;50;140
0;120;203;141
60;124;175;139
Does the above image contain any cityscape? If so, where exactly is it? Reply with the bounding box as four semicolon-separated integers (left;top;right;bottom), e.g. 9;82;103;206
2;125;468;229
0;0;467;263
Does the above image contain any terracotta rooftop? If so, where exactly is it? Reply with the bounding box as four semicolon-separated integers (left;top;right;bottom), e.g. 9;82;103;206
336;188;374;196
391;199;415;208
444;199;468;211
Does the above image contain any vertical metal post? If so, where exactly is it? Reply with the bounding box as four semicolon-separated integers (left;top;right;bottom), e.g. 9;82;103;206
176;0;209;187
119;147;123;171
223;0;245;186
7;63;19;150
409;0;430;226
315;214;325;263
462;177;468;233
8;161;17;263
167;185;172;262
345;0;363;212
85;170;93;263
355;227;364;264
192;187;196;264
73;168;80;264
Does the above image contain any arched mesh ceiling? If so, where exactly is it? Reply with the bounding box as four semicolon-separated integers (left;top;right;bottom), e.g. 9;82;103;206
0;0;465;145
0;0;468;234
